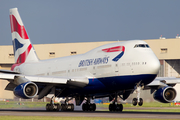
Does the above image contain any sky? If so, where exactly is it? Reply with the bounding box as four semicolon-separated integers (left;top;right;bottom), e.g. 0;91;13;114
0;0;180;45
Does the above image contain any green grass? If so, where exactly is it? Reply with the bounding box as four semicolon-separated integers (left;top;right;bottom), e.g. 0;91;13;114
0;116;178;120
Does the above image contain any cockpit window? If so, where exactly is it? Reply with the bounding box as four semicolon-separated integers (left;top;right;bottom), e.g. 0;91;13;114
146;44;150;48
134;44;150;48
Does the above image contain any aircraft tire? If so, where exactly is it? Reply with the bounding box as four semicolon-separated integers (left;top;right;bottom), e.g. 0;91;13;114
68;104;74;111
82;103;88;111
61;104;67;111
116;104;123;112
92;103;96;111
49;104;53;111
132;98;138;106
109;104;116;111
56;103;61;111
89;103;96;111
46;104;50;111
138;98;143;106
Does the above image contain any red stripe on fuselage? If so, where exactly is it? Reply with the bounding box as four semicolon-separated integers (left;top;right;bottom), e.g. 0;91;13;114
16;44;32;64
102;46;125;52
10;15;29;39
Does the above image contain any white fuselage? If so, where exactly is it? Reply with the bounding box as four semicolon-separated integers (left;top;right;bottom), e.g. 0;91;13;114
13;40;160;81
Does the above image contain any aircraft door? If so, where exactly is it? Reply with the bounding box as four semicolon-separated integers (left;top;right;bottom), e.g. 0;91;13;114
115;63;119;73
67;64;71;77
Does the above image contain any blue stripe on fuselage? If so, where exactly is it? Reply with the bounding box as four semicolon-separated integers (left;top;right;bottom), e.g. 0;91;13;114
55;74;157;97
83;74;157;93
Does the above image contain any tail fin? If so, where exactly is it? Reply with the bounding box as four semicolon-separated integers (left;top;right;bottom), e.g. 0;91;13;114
9;8;39;64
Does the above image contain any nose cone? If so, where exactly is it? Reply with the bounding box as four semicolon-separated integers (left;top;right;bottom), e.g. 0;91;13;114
147;56;160;75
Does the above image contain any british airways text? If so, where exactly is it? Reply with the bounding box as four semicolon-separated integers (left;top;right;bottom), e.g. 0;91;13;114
78;57;109;67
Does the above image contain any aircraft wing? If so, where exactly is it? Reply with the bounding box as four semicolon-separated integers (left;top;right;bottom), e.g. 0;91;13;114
145;77;180;89
0;73;89;88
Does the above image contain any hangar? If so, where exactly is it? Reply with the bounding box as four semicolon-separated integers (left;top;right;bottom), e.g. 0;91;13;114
0;38;180;100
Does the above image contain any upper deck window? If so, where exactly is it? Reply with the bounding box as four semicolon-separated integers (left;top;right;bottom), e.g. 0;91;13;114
134;44;150;48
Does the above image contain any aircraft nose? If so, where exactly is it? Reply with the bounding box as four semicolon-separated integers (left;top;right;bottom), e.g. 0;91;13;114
148;56;160;75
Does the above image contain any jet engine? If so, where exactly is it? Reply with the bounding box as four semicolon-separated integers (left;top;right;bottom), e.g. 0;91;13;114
13;82;38;99
153;86;176;103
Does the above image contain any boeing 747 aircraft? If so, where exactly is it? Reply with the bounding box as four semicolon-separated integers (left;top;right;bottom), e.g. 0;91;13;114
0;8;179;112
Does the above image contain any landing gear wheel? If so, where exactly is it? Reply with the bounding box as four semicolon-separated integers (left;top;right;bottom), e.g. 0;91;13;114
91;103;96;111
61;104;74;111
70;104;74;111
82;103;96;111
89;103;96;111
109;104;123;112
116;104;123;112
55;103;61;111
61;104;67;111
46;103;50;111
109;104;116;111
82;103;89;111
67;104;74;111
138;98;143;106
49;104;53;111
132;98;138;106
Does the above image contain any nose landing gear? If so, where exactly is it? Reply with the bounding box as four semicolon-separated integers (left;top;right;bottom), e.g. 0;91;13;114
132;86;143;106
132;98;143;106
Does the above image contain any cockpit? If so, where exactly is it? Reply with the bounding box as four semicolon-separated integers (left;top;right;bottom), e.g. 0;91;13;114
134;44;150;48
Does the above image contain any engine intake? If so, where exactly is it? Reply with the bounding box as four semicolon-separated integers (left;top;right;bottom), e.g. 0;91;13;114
153;86;176;103
13;82;38;99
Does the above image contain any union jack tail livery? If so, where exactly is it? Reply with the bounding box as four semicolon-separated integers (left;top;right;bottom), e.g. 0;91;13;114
9;8;39;64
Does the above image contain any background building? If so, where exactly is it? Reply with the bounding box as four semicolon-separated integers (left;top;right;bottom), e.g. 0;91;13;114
0;38;180;101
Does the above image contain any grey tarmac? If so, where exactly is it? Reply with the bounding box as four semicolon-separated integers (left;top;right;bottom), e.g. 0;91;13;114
0;108;180;119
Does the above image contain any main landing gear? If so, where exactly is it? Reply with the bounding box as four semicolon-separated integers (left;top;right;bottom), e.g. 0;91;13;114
46;97;61;111
46;103;61;111
60;97;74;111
109;103;123;112
82;98;96;111
109;94;123;112
61;103;74;111
132;86;143;106
46;97;74;111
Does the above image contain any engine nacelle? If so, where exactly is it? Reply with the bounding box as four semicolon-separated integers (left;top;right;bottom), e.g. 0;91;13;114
13;82;38;99
153;86;176;103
